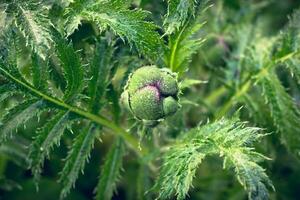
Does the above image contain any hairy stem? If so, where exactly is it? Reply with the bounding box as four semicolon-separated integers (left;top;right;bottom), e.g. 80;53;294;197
0;67;148;156
215;51;299;119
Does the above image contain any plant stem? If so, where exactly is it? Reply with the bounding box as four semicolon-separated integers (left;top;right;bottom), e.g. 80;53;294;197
214;51;298;119
0;67;148;156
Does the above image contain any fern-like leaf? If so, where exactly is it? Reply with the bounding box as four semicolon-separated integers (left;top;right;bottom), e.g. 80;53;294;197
165;2;208;74
13;1;53;60
53;32;84;102
154;117;273;200
31;53;48;91
0;135;30;167
164;0;206;34
88;39;114;113
273;9;300;83
95;137;125;200
59;124;99;199
259;73;300;156
0;83;17;103
28;111;71;183
65;0;163;60
0;99;45;143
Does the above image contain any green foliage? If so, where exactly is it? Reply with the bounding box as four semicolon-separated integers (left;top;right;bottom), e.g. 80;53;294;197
154;118;273;200
53;31;84;102
95;137;125;200
59;124;99;199
274;9;300;83
4;0;54;60
0;99;45;143
0;0;300;200
28;111;72;183
64;0;163;61
88;39;115;114
164;0;199;34
259;74;300;155
164;1;208;74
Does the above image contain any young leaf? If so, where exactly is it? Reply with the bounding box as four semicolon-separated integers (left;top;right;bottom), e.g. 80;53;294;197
54;32;84;102
28;111;71;183
273;9;300;83
65;0;163;60
59;124;99;199
165;3;208;74
0;99;45;143
164;0;200;34
259;73;300;156
31;52;48;91
154;117;273;200
88;39;114;113
0;135;30;167
95;137;125;200
13;1;53;60
0;83;17;103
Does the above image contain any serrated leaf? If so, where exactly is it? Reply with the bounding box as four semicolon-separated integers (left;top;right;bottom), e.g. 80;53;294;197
165;5;207;74
13;1;53;60
154;117;273;200
59;124;99;199
0;99;45;143
28;111;71;183
53;31;84;102
0;83;17;103
31;52;48;91
88;39;114;113
259;73;300;156
0;135;30;167
164;0;204;34
95;137;125;200
65;0;164;60
272;9;300;83
179;78;207;90
136;163;152;200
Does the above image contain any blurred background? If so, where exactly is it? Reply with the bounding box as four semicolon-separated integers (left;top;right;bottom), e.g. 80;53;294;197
1;0;300;199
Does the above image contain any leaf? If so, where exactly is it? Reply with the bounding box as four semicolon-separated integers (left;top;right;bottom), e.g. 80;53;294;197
154;142;207;200
0;83;17;103
179;78;207;90
165;3;208;74
65;0;164;60
53;31;84;102
0;135;30;167
95;137;125;200
106;84;121;122
164;0;199;34
259;73;300;156
59;124;99;199
154;117;273;200
136;163;152;200
223;148;273;200
88;38;114;113
0;99;45;143
28;111;71;183
31;52;48;91
273;9;300;83
13;1;53;60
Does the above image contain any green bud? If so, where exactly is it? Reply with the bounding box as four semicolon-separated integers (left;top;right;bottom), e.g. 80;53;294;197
121;66;180;123
163;96;179;116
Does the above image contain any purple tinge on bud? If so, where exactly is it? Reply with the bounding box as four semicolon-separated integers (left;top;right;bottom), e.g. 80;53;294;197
122;65;180;121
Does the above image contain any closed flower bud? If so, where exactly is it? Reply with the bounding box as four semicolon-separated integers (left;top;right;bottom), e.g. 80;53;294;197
121;66;180;123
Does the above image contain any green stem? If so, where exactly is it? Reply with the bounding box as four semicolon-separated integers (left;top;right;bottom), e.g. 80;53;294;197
215;51;298;119
0;67;148;156
169;22;188;72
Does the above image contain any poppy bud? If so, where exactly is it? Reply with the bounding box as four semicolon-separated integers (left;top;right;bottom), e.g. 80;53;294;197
121;66;180;123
